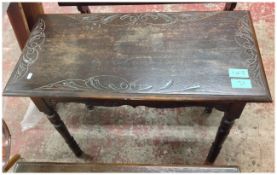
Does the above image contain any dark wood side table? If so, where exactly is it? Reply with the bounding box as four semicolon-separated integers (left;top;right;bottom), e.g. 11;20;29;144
3;11;271;164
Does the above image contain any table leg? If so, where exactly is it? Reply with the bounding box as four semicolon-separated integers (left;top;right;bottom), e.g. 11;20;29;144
205;102;246;164
31;97;84;157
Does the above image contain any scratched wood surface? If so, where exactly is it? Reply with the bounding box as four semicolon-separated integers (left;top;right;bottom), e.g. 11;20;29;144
3;11;271;102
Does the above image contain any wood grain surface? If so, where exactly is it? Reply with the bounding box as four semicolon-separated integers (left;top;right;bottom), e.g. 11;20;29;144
3;11;271;102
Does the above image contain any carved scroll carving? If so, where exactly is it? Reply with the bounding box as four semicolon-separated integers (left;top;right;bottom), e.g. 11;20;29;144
12;13;265;94
12;19;46;82
36;75;200;93
67;12;220;29
234;15;263;87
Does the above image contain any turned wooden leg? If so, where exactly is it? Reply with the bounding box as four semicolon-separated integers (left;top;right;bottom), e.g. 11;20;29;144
205;102;246;164
31;97;83;157
47;111;83;157
44;98;58;110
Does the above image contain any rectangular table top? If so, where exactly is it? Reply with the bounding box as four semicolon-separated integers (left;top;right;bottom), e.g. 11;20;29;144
3;11;271;102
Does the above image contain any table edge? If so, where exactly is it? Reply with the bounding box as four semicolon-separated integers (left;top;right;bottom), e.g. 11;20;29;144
2;89;272;103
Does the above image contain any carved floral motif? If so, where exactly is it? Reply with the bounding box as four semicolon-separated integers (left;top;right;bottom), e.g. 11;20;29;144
67;12;220;29
37;75;200;93
11;13;264;93
234;15;263;87
12;19;46;82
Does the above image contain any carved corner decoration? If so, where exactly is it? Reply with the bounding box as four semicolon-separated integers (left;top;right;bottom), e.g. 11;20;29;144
11;19;46;82
36;75;201;93
234;15;263;87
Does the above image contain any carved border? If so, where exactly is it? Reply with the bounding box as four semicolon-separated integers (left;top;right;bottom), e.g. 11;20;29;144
12;13;264;93
36;75;201;93
11;13;220;84
234;15;263;87
27;13;223;93
67;12;220;30
11;19;46;82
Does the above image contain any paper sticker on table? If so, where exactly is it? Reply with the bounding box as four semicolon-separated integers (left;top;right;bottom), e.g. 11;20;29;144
231;79;252;89
228;68;249;78
27;73;33;80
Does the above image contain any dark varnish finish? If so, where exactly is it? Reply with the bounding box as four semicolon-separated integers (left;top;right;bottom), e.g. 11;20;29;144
3;11;271;102
3;11;272;164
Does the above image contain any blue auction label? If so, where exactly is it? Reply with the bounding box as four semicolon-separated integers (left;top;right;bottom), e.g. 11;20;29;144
228;68;249;78
231;79;252;89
